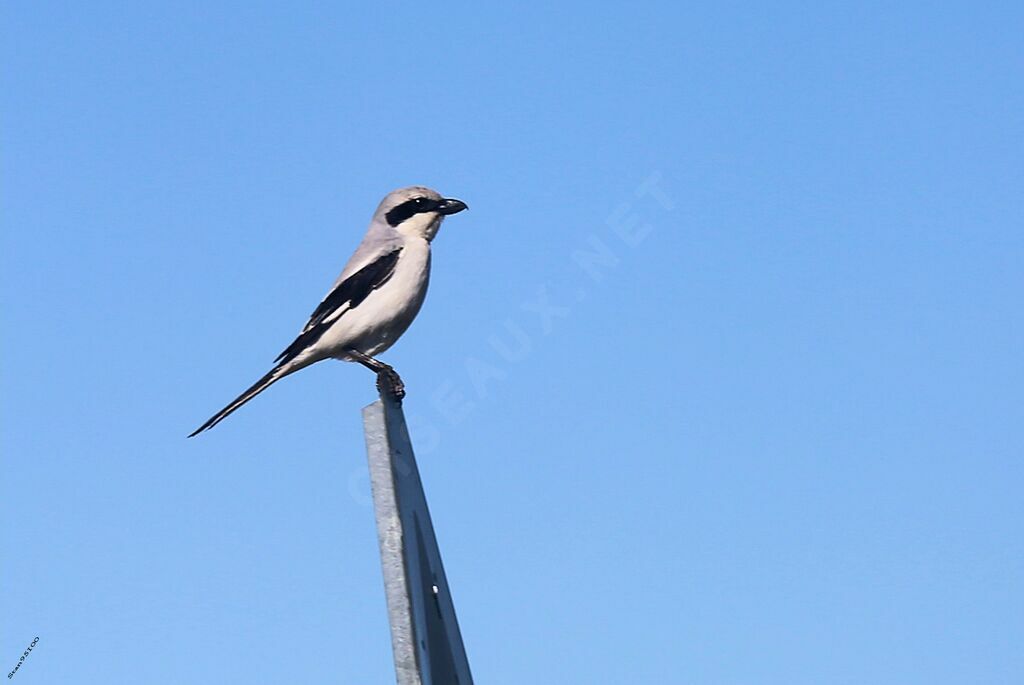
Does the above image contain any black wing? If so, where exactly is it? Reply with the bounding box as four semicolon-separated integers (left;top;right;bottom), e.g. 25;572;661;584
274;248;402;365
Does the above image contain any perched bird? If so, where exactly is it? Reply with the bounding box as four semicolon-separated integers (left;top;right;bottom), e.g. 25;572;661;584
189;186;468;437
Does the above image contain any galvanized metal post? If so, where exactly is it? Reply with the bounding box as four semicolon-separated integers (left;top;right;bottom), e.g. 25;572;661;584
362;396;474;685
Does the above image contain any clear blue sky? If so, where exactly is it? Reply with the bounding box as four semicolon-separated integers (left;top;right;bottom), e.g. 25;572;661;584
3;2;1022;683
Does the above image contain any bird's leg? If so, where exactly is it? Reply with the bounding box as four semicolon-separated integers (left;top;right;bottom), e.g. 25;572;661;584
346;349;406;401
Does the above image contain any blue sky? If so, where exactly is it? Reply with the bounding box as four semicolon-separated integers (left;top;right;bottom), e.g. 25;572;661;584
3;2;1022;683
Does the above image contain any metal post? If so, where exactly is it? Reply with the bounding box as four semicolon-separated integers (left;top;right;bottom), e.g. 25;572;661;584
362;396;474;685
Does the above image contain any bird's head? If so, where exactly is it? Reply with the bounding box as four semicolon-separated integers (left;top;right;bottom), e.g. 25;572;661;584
375;186;468;241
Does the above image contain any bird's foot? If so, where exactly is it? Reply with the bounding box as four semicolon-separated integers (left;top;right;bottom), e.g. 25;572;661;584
376;366;406;402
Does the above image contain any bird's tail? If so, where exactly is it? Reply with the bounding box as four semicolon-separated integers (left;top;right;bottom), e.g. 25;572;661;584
188;365;292;437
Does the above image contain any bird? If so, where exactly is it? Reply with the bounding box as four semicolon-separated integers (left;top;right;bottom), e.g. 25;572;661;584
189;186;468;437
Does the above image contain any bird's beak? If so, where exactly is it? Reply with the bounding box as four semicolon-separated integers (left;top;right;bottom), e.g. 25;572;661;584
437;198;468;215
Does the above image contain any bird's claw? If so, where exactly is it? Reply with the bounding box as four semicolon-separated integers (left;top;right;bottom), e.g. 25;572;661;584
377;367;405;401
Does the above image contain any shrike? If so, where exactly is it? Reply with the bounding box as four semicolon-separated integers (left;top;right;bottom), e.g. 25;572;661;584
189;186;468;437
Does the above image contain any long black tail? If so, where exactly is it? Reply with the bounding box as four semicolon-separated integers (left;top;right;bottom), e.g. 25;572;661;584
188;365;291;437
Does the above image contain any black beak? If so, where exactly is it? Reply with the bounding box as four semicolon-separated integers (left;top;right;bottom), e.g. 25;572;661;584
437;198;468;215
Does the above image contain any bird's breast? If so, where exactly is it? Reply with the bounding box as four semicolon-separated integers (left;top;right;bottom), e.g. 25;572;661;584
324;239;432;357
385;239;432;315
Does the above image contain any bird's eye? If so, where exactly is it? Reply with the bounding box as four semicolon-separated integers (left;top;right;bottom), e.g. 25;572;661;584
412;197;425;206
